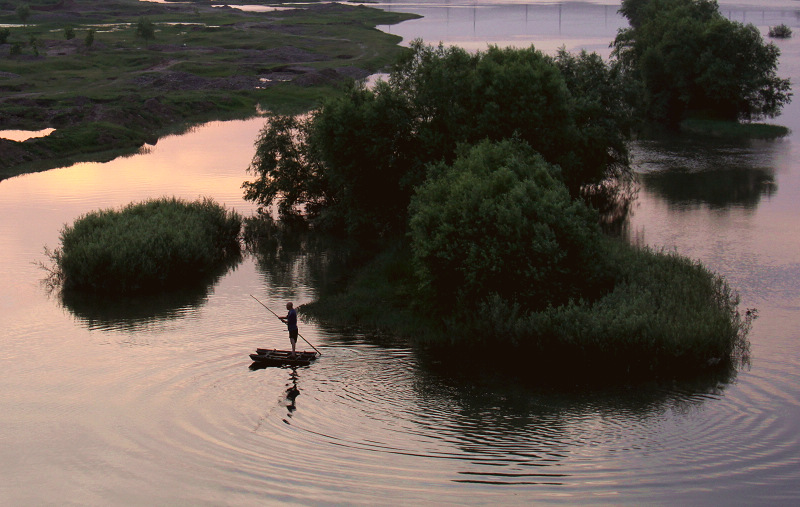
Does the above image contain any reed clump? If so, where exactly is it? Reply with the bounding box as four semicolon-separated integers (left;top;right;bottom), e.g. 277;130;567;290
459;241;753;376
46;197;241;294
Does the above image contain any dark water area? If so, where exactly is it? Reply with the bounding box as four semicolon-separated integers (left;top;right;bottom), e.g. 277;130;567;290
1;0;800;504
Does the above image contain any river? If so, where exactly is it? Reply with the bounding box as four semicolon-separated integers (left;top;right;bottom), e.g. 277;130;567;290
1;1;799;504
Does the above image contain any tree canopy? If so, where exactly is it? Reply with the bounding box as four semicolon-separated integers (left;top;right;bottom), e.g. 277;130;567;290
244;41;633;236
409;139;607;313
612;0;791;124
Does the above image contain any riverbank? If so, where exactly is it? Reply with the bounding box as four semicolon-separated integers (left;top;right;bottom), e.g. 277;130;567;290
0;0;417;179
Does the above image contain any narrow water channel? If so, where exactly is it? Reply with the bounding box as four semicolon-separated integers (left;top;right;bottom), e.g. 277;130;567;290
1;0;799;504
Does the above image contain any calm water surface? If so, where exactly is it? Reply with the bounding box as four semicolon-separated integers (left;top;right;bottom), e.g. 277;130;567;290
2;1;800;504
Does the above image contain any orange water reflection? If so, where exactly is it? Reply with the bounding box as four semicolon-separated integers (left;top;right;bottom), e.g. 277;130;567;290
3;119;263;212
0;128;55;142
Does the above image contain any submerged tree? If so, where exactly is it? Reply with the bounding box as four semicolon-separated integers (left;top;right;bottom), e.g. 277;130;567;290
768;24;792;39
612;0;791;125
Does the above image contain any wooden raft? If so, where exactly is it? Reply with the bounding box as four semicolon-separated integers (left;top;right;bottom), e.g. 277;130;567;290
249;348;319;366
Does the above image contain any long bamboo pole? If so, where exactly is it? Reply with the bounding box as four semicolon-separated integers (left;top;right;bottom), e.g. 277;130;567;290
250;294;322;356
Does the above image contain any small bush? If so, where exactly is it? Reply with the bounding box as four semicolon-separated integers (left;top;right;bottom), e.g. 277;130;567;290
46;197;242;294
768;24;792;39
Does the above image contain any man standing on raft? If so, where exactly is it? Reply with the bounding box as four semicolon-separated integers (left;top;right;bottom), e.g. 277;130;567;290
279;302;299;357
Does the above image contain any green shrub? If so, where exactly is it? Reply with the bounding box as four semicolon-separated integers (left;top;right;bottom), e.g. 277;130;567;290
409;139;609;312
48;197;242;294
768;24;792;39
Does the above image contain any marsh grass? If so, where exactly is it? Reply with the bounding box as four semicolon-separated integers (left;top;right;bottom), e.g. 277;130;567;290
45;197;242;294
462;242;754;377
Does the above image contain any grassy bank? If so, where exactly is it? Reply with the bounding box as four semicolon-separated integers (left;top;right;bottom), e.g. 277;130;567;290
301;238;753;379
45;197;242;294
0;0;418;179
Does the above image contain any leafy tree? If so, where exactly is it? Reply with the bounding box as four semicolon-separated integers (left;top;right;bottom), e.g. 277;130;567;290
244;42;633;235
408;139;606;313
16;5;31;25
136;17;156;46
554;48;634;194
64;26;75;40
308;80;419;235
85;28;95;48
0;28;10;45
390;41;626;195
612;0;791;124
243;114;330;219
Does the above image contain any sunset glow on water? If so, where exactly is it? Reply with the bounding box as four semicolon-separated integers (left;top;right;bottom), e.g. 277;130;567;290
2;1;800;504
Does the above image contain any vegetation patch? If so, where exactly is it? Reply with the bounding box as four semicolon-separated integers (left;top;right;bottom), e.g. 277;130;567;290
0;0;417;179
300;232;753;379
44;197;242;294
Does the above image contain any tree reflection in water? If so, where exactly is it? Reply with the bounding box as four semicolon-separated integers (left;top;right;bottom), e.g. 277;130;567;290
244;215;364;302
632;135;785;209
408;349;742;485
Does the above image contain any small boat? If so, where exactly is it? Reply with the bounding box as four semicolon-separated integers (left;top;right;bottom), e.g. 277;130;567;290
249;348;319;366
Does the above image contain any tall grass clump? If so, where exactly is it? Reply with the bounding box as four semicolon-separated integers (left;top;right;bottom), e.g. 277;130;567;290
46;197;241;294
457;240;753;377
